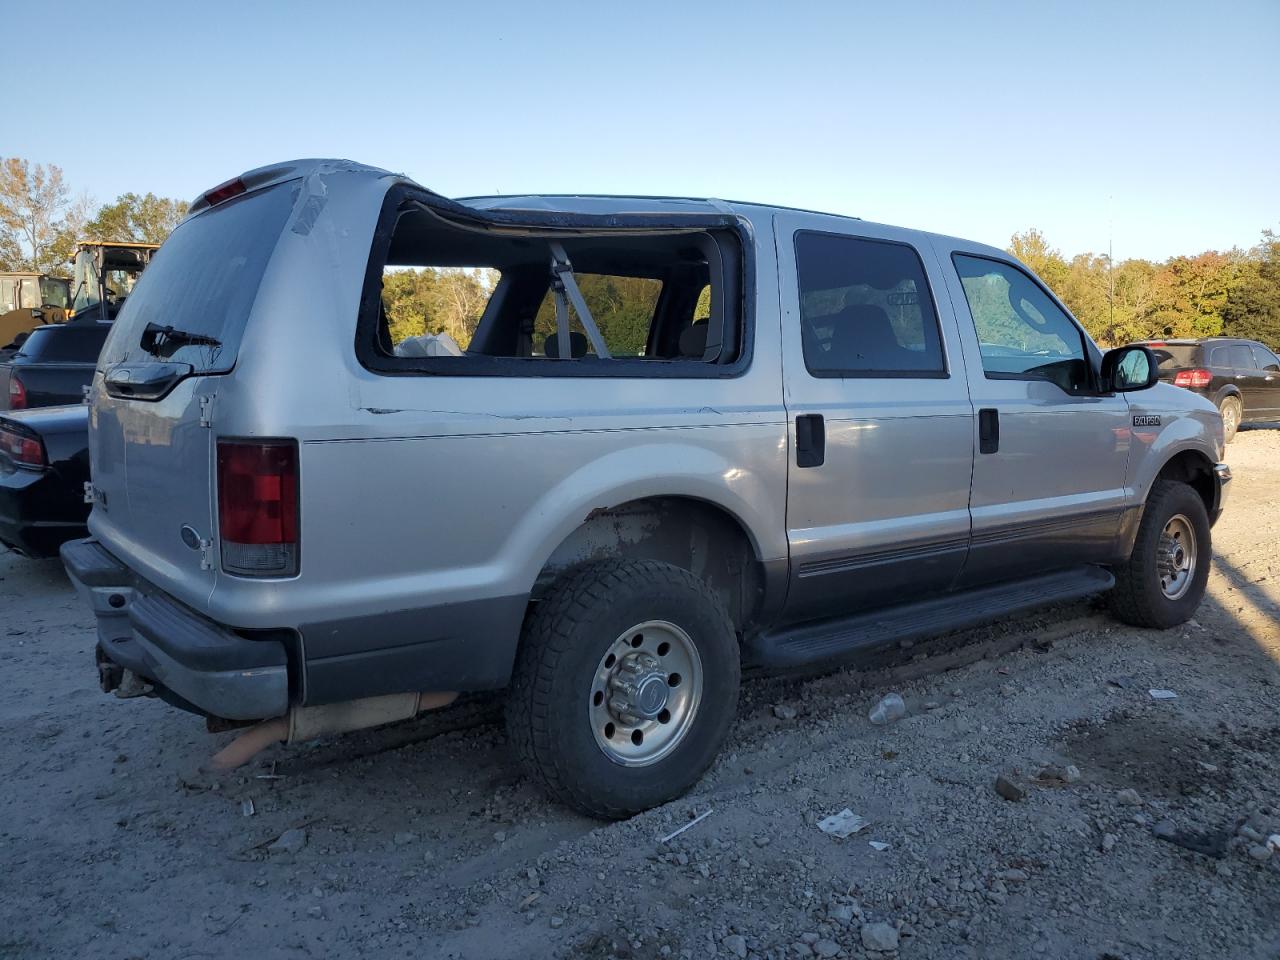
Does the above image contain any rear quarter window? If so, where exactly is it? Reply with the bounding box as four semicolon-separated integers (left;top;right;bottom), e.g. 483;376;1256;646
99;181;299;374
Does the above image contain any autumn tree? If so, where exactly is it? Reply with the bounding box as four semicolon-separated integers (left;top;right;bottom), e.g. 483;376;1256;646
85;192;189;244
1223;231;1280;350
0;158;86;273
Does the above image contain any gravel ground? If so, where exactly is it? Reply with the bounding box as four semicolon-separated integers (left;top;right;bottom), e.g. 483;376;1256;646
2;429;1278;960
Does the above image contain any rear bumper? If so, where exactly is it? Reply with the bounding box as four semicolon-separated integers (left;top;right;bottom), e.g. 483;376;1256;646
0;464;88;558
60;538;289;720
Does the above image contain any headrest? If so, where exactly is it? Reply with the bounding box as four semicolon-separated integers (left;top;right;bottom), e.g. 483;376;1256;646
544;330;588;358
679;319;709;358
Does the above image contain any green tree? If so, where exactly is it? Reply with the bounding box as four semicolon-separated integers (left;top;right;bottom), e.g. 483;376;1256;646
1223;231;1280;350
0;157;84;273
85;192;189;244
1009;228;1069;294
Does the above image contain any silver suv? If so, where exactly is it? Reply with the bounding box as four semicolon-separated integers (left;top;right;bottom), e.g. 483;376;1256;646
63;159;1230;819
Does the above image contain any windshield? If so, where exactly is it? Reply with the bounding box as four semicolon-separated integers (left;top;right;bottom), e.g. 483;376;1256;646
40;278;70;308
99;180;299;375
71;250;100;313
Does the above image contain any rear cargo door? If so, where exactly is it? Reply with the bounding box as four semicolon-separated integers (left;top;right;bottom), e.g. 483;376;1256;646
88;181;299;599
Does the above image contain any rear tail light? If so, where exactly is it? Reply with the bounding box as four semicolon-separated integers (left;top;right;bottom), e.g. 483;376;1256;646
216;440;299;576
1173;368;1212;388
0;424;44;467
200;177;247;208
8;375;26;410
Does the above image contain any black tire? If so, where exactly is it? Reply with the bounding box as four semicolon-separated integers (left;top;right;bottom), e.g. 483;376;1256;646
505;559;740;820
1110;480;1211;629
1220;395;1242;443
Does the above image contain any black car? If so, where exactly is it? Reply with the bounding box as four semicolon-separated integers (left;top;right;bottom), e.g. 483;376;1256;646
1136;337;1280;441
0;405;91;557
0;321;111;412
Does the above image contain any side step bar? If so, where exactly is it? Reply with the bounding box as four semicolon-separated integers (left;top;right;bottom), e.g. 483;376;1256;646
744;565;1115;669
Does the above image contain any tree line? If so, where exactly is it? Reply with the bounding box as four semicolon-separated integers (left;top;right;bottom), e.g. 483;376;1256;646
4;155;1275;352
0;158;187;274
1010;228;1279;349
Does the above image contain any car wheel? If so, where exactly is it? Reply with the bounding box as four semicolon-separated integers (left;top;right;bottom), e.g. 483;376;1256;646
1110;480;1211;629
1219;395;1242;443
505;559;740;819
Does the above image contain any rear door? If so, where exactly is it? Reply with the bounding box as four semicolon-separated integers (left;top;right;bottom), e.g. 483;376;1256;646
88;180;299;601
937;246;1131;586
776;215;975;622
1249;344;1280;419
1227;342;1264;417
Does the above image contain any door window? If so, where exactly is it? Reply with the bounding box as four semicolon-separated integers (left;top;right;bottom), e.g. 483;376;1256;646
1251;344;1280;372
793;232;945;377
1229;344;1257;369
953;254;1089;393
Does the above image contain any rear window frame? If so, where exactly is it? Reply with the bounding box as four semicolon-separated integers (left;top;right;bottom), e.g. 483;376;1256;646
354;183;755;380
15;324;110;363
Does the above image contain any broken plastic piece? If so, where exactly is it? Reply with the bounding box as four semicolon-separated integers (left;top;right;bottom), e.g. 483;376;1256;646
868;840;890;851
1148;689;1178;700
818;808;870;838
868;693;906;726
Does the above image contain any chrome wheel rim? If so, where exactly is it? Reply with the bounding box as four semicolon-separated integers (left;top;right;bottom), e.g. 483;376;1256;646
1223;402;1239;434
589;620;703;767
1157;514;1197;600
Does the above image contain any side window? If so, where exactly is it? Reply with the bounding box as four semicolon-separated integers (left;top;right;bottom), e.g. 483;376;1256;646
952;254;1089;393
18;278;40;309
1229;344;1257;369
794;232;945;377
1208;345;1229;368
1252;344;1280;372
380;267;499;356
0;278;14;312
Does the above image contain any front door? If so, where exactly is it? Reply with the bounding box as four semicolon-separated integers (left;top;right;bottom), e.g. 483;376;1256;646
776;215;976;623
935;245;1132;587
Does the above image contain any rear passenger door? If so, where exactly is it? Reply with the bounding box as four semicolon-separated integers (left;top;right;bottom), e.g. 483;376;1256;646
1228;342;1265;417
775;215;975;622
1249;344;1280;419
936;246;1132;587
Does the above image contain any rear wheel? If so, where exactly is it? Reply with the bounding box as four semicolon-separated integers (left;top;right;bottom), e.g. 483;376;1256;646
1219;395;1242;443
1110;480;1211;628
506;559;740;819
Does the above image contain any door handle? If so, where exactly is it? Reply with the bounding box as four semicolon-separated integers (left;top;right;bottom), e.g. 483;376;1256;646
795;414;825;468
979;408;1000;454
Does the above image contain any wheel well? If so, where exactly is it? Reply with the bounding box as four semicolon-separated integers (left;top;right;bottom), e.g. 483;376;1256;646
1154;450;1215;516
532;496;764;630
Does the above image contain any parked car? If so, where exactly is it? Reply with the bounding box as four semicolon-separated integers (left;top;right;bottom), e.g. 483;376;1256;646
0;321;111;411
0;405;90;557
1136;337;1280;442
62;160;1229;819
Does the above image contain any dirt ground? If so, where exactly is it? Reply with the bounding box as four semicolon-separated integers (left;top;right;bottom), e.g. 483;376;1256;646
2;430;1277;960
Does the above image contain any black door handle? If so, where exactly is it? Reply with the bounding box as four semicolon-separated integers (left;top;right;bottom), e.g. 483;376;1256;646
978;408;999;454
796;414;825;467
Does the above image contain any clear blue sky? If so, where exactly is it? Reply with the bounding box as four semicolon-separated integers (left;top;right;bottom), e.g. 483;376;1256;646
11;0;1278;261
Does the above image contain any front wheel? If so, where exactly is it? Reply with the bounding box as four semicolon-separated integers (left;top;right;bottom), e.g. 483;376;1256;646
505;559;740;819
1220;395;1242;443
1110;480;1211;629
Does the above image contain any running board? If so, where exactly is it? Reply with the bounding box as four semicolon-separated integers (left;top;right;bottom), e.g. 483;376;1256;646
745;565;1115;669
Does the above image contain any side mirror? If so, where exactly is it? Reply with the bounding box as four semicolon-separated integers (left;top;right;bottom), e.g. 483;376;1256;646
1101;345;1160;392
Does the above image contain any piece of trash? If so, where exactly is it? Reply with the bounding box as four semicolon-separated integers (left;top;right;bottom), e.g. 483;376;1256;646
241;799;255;817
1149;689;1178;700
868;840;890;851
254;774;285;781
868;693;906;726
818;808;870;838
659;808;714;844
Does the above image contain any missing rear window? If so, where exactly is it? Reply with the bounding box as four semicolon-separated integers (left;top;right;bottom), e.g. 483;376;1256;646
357;189;747;378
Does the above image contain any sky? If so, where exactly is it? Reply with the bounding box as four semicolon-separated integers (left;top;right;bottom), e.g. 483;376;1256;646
10;0;1278;262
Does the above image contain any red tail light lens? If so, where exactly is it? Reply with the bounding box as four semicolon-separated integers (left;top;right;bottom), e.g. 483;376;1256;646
0;424;44;467
7;375;26;410
1173;368;1212;388
201;177;247;208
216;440;299;576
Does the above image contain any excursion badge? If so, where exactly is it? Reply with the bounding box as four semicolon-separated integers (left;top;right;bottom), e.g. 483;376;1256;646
1133;415;1162;427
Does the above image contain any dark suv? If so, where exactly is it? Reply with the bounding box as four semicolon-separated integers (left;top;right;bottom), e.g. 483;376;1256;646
1136;337;1280;441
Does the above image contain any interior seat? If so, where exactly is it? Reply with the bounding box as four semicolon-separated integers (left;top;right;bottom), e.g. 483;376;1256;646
544;331;588;358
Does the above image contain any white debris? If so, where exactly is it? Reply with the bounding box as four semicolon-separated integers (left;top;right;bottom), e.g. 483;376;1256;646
868;840;890;851
817;808;870;839
1149;689;1179;700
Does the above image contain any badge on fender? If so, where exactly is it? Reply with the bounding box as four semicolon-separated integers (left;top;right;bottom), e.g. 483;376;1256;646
1133;415;1161;427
